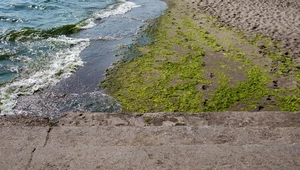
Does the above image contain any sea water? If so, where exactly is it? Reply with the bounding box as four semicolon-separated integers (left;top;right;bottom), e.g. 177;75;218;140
0;0;167;116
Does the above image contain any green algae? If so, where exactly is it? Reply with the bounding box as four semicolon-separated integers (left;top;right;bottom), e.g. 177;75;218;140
211;15;300;111
278;94;300;111
1;24;79;41
101;10;208;113
101;2;299;112
204;67;270;111
0;54;11;60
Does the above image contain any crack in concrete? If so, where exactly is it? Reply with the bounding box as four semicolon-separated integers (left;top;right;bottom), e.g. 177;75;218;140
43;126;52;147
25;148;36;170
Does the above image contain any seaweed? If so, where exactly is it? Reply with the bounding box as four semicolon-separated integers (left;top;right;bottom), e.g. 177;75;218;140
101;1;300;112
0;24;79;41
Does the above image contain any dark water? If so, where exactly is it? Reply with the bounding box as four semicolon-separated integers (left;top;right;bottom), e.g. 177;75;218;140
0;0;167;116
0;0;117;83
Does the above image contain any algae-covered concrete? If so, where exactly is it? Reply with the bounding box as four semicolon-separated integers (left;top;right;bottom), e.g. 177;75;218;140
1;112;300;170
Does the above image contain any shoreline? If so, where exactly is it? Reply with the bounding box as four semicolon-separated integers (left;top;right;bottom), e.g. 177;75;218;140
2;0;167;116
101;0;300;112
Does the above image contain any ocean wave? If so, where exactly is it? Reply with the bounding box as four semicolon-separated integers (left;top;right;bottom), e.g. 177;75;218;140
0;36;90;114
79;0;141;30
0;24;79;41
95;0;141;19
79;18;98;29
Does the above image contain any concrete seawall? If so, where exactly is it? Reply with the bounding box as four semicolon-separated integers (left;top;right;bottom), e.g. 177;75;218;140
1;112;299;170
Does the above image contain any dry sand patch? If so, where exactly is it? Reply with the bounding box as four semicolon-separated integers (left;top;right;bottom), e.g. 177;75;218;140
197;0;300;57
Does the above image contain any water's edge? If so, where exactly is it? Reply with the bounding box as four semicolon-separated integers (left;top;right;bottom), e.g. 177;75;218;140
2;0;168;118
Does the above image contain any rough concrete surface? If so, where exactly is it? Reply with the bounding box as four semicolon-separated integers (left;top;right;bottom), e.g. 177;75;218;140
0;112;299;170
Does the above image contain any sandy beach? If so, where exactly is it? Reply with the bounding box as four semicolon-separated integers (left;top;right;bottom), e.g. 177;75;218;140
102;0;300;112
197;0;300;58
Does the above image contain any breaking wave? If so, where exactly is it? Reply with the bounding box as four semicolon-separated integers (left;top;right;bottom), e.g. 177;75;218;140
0;36;90;114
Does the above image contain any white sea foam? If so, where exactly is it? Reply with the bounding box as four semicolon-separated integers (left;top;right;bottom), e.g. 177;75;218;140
95;0;141;19
79;0;141;30
0;36;90;115
7;65;19;73
79;18;97;29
